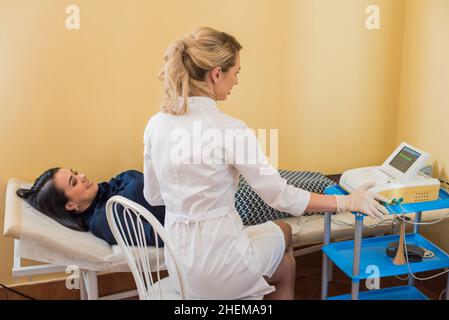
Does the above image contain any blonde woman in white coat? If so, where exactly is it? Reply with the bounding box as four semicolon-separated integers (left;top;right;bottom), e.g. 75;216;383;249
143;27;389;300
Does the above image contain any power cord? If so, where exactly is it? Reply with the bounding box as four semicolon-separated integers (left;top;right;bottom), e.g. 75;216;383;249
395;209;449;226
439;289;447;300
293;214;395;236
389;177;449;282
402;228;449;281
0;283;37;300
394;274;409;281
391;215;407;286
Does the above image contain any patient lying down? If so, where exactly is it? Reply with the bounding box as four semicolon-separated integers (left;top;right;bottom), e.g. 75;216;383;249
17;168;165;246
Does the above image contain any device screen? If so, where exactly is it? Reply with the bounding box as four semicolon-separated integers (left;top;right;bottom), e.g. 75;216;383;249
389;146;420;173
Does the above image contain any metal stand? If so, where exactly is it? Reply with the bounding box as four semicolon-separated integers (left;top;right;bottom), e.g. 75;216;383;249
446;272;449;300
408;212;422;287
321;211;364;300
351;214;364;300
321;212;332;299
79;269;87;300
80;270;99;300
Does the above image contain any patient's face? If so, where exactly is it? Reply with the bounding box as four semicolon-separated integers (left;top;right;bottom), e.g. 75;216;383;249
53;168;99;213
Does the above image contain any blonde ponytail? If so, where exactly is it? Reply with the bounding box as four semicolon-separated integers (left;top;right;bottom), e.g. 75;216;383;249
159;27;242;115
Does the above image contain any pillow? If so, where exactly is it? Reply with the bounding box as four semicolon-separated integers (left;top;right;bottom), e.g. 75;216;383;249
235;170;337;225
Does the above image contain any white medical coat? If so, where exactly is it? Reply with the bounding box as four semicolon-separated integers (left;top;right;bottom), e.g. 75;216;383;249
143;96;311;299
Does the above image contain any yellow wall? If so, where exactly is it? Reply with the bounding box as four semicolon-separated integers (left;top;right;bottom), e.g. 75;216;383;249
396;0;449;251
280;0;406;173
0;0;447;287
396;0;449;180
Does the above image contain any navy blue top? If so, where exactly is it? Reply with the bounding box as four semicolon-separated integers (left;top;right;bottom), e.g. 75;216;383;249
82;170;165;246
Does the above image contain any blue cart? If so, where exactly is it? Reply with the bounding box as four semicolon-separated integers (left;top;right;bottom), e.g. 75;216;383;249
321;185;449;300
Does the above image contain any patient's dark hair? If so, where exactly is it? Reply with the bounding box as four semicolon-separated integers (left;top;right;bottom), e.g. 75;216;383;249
16;168;89;232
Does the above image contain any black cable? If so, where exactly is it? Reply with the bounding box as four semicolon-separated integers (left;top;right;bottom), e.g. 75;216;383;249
0;283;37;300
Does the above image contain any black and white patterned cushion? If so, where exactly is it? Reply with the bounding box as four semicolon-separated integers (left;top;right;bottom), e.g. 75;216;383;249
235;170;337;225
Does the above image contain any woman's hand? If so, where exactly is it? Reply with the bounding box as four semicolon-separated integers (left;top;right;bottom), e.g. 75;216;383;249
336;182;390;219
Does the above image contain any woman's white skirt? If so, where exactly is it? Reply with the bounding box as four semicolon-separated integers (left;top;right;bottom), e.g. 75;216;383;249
165;211;286;300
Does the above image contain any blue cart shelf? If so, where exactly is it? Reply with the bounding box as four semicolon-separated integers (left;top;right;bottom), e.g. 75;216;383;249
321;185;449;300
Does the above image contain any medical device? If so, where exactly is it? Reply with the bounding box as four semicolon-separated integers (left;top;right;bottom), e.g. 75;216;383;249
340;142;440;204
386;242;427;262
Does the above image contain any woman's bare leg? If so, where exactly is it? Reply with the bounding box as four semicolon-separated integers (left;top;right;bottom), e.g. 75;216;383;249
263;221;296;300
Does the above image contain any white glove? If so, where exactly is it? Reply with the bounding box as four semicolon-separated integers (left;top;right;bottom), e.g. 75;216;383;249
335;182;390;219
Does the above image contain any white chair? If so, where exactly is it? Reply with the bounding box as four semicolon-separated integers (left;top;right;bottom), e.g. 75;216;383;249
105;195;187;300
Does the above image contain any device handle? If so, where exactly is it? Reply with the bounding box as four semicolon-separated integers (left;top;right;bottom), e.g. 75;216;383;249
393;215;407;265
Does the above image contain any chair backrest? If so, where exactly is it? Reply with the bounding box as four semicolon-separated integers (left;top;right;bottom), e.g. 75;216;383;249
105;195;187;299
